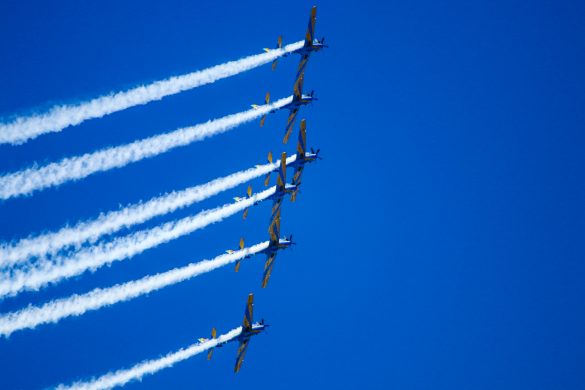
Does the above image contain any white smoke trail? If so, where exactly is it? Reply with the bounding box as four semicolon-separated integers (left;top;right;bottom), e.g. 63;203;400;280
0;155;296;268
0;96;292;200
0;187;276;298
54;327;242;390
0;41;303;145
0;242;268;337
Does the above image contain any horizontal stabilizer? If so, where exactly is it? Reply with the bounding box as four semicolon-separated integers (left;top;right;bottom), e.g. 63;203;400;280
207;327;217;360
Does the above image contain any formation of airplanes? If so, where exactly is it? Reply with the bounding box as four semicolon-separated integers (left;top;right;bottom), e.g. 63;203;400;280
199;6;326;374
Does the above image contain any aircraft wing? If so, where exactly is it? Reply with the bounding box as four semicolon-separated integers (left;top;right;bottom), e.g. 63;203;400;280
293;73;304;100
275;152;287;192
234;339;250;373
293;55;309;97
261;253;277;288
304;6;317;47
297;119;307;156
269;197;283;234
242;293;254;331
292;166;305;187
283;108;299;144
291;119;307;189
269;207;281;245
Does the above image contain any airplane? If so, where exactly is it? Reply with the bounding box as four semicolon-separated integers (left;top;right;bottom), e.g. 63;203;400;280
235;152;297;220
227;212;294;288
198;293;269;373
251;80;316;144
289;119;321;201
291;6;327;94
266;6;327;75
261;121;321;196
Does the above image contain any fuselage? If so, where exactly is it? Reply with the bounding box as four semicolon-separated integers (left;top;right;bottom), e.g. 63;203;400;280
294;41;326;56
261;239;293;256
238;322;268;341
289;152;318;169
282;95;316;111
251;183;297;206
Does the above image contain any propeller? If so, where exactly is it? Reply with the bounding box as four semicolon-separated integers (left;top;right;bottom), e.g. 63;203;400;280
310;147;322;159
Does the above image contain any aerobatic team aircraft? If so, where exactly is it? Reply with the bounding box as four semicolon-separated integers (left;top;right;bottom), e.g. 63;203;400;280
198;294;269;373
251;82;316;144
235;152;297;220
266;6;327;77
281;74;317;144
289;119;321;200
228;209;294;287
291;6;327;95
259;121;321;199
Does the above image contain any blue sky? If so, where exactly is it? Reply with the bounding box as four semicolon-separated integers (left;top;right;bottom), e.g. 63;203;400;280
0;1;584;389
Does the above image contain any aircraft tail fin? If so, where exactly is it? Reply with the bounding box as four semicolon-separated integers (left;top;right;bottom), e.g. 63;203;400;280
276;152;287;190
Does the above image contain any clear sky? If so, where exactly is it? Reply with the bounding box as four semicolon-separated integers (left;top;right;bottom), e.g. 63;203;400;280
0;1;584;389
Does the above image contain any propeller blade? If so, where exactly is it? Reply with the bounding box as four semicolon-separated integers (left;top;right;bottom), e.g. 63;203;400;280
264;172;271;186
267;151;273;163
242;208;249;220
247;184;253;197
260;115;266;127
265;92;271;104
239;237;245;250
